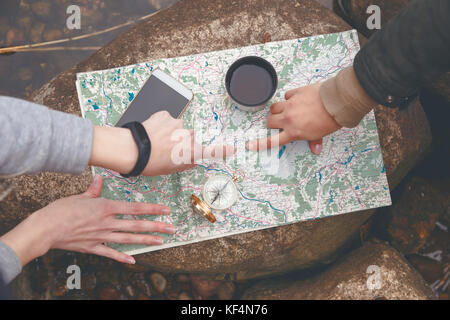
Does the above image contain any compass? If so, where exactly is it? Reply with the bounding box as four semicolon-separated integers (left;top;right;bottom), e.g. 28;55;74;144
191;172;243;223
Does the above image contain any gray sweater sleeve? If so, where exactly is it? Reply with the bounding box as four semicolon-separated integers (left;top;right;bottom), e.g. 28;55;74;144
0;95;93;284
0;241;21;284
0;96;93;176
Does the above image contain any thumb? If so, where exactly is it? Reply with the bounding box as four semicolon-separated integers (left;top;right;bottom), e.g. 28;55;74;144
309;139;323;155
82;175;103;198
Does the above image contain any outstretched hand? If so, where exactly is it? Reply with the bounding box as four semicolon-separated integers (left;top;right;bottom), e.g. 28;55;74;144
246;82;341;155
90;111;235;177
142;111;235;176
0;176;175;266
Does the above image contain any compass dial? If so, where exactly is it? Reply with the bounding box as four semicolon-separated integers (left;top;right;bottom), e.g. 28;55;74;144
202;175;238;211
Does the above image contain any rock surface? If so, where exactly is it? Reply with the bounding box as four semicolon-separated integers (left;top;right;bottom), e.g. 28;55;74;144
0;0;432;279
242;242;436;300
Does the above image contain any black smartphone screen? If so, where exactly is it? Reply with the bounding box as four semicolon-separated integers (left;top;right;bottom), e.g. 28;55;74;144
115;74;190;127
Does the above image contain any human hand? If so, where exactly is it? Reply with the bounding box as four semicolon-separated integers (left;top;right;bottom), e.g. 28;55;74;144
0;176;175;266
141;111;235;176
246;82;341;155
90;111;235;177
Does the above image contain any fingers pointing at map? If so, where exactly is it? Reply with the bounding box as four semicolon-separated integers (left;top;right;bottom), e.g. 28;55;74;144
247;131;290;151
140;111;235;176
246;82;341;155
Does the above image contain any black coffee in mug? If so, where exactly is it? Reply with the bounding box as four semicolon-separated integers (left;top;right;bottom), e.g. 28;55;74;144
225;56;278;111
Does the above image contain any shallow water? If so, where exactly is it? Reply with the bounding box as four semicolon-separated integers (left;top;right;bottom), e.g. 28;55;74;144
0;0;179;99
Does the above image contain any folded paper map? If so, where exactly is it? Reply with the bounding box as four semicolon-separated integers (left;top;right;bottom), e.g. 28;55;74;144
76;29;391;255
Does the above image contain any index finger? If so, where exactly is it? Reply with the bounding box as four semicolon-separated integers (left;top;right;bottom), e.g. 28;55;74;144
270;101;287;114
246;131;291;151
103;200;171;216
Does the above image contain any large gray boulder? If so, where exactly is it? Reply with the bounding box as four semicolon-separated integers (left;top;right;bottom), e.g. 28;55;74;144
0;0;431;280
242;242;436;300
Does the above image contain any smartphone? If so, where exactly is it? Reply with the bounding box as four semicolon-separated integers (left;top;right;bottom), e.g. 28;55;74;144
115;69;193;127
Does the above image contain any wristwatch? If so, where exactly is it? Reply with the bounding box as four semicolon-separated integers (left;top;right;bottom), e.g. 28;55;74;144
120;121;151;178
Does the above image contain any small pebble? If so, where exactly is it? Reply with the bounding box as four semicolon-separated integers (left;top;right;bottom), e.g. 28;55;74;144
43;29;63;42
178;292;192;300
98;284;121;300
6;28;25;46
176;274;190;283
150;272;167;293
31;1;51;19
217;281;235;300
124;285;135;298
52;284;68;297
190;274;221;298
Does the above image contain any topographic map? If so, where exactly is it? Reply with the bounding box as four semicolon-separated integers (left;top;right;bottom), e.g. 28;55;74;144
76;30;391;255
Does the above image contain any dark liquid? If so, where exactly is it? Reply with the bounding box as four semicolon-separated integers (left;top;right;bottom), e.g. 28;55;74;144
229;64;274;106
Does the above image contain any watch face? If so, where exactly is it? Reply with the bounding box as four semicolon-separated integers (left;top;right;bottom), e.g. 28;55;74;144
202;175;238;211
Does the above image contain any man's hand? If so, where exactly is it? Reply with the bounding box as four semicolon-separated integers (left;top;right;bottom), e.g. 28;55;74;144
0;176;175;266
246;82;341;155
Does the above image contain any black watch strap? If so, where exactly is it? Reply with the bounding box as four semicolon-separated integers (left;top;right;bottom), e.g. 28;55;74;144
120;122;151;178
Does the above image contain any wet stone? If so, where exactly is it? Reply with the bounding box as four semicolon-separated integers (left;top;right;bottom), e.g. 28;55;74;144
6;28;25;46
52;283;68;297
97;284;122;300
124;285;136;299
43;29;63;42
131;274;152;297
178;291;192;300
242;242;435;300
167;290;179;300
150;272;167;293
31;1;52;20
217;281;235;300
18;67;33;82
176;274;190;283
16;15;32;32
190;275;221;298
29;22;45;43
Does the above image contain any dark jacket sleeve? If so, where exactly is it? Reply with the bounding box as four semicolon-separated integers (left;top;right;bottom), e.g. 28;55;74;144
353;0;450;108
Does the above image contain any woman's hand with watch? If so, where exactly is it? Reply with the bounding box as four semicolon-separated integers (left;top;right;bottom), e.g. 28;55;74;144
89;110;235;177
